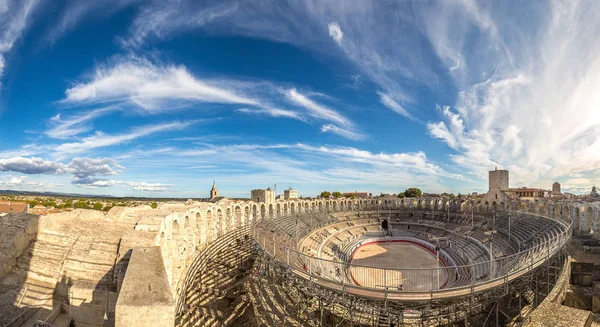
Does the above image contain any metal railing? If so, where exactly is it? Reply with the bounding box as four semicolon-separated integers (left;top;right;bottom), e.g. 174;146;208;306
251;209;572;299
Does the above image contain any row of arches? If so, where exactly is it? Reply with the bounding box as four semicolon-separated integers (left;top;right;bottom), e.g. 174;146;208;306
156;197;599;296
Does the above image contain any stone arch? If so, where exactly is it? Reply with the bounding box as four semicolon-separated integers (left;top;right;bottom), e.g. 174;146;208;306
234;206;242;228
585;206;594;232
252;204;258;221
244;206;250;225
333;201;338;211
196;212;204;244
217;209;224;237
291;202;296;214
225;208;232;233
573;207;580;231
276;203;281;216
269;204;274;218
318;202;323;212
206;210;214;242
283;203;288;215
260;204;266;219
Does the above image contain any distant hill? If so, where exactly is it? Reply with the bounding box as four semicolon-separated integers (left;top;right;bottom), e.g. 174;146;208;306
0;189;249;201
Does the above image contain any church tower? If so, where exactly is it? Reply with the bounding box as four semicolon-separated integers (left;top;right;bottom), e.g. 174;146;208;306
210;181;219;199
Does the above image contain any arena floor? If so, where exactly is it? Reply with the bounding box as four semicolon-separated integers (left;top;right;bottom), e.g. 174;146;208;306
349;241;448;291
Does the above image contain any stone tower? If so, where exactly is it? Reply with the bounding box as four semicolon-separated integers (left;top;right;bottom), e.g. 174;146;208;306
488;166;509;193
552;182;561;194
210;181;219;199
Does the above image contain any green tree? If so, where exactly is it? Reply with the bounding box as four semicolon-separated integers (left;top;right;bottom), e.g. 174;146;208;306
74;200;89;209
28;200;38;208
151;202;158;209
93;202;103;210
403;188;422;198
319;191;331;198
347;193;357;199
63;200;73;208
332;191;343;198
397;192;405;198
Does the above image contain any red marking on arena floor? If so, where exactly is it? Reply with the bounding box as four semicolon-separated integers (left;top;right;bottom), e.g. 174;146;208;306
348;239;449;289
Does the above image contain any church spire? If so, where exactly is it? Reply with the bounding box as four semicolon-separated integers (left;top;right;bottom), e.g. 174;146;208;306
210;181;219;199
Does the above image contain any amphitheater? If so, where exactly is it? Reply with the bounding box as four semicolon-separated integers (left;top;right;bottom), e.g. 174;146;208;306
0;196;599;326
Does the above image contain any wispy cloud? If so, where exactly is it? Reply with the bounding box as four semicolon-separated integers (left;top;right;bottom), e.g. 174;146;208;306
54;120;195;157
123;0;238;47
378;92;413;119
236;107;304;121
320;124;365;141
426;1;600;187
286;88;351;127
63;56;258;111
163;142;463;195
0;0;38;89
46;105;120;139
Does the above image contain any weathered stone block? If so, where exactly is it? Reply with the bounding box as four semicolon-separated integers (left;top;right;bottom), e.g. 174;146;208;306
115;247;174;327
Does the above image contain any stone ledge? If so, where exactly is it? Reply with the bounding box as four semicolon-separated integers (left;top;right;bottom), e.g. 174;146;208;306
115;246;174;327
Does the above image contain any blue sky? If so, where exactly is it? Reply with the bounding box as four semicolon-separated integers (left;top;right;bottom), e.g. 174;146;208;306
0;0;599;198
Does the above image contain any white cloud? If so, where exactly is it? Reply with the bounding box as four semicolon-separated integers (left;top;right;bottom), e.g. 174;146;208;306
43;0;140;44
124;1;238;47
63;56;258;111
82;180;173;191
54;120;195;156
286;88;351;127
0;0;38;88
328;22;343;45
426;1;600;188
320;124;365;141
0;157;67;174
166;142;464;194
46;105;119;139
378;92;413;119
236;107;304;121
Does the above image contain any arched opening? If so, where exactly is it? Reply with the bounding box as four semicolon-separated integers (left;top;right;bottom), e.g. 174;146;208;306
269;204;274;218
184;215;189;228
235;206;242;228
217;209;223;237
244;206;250;225
276;203;281;216
261;204;266;218
225;208;232;233
196;212;203;244
291;202;296;214
206;210;213;242
585;207;594;232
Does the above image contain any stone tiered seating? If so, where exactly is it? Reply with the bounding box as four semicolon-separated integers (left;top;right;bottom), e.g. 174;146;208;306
178;227;255;327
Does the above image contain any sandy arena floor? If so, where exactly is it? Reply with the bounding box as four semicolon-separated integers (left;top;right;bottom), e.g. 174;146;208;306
349;241;448;291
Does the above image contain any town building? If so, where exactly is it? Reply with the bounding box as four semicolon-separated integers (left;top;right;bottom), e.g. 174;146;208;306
0;201;28;215
507;187;550;200
251;187;275;204
343;191;369;198
284;187;298;200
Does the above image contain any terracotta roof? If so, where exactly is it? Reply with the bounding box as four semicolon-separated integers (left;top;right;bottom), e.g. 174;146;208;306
0;202;28;213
